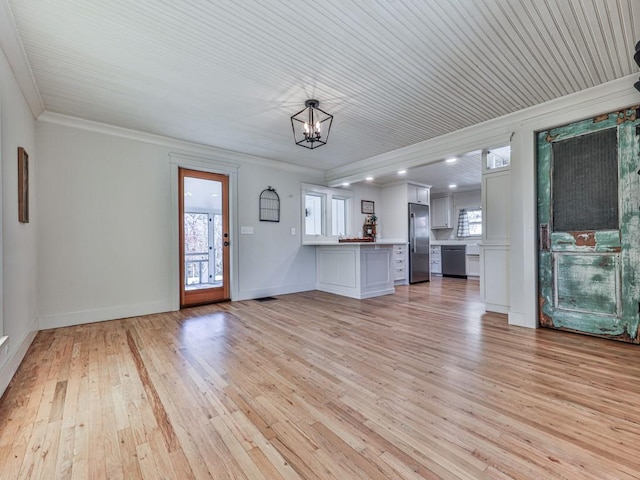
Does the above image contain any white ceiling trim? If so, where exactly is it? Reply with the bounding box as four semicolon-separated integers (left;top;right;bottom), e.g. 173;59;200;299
0;0;42;116
325;128;513;187
38;111;324;176
326;74;640;187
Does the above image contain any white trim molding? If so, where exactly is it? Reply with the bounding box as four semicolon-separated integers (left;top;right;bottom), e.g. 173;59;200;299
39;301;173;330
39;112;323;176
169;152;240;308
0;0;44;117
0;317;38;397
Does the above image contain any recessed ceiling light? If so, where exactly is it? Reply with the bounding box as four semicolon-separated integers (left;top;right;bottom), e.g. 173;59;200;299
365;176;374;182
449;184;457;189
445;157;457;163
342;182;350;186
398;170;407;175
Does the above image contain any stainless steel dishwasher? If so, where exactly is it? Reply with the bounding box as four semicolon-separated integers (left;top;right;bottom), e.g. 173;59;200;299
441;245;467;278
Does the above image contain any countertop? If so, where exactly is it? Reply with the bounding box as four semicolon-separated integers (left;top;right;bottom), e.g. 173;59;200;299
430;240;480;246
304;240;407;246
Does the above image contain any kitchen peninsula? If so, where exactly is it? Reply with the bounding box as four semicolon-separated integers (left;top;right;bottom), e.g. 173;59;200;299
307;241;406;299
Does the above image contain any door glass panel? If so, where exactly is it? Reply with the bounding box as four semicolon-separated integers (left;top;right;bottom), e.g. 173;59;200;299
552;128;618;232
184;212;209;286
183;177;223;291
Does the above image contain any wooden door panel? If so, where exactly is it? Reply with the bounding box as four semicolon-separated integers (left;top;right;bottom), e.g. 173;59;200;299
554;253;620;316
537;106;640;343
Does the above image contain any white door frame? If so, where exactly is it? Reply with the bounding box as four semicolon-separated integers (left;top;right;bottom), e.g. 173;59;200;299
169;152;239;310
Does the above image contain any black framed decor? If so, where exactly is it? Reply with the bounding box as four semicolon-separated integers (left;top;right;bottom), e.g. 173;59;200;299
259;186;280;222
361;200;375;214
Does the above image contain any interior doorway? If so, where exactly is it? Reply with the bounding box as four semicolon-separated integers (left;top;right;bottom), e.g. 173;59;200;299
179;168;230;307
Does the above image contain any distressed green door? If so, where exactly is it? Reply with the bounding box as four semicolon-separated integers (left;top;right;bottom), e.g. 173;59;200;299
537;106;640;343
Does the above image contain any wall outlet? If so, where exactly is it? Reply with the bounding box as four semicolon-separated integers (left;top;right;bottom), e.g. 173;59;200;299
291;227;296;235
240;226;254;235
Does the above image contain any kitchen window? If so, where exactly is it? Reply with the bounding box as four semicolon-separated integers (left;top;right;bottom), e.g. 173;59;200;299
457;207;482;238
331;197;348;237
301;184;353;243
467;208;482;236
305;194;324;235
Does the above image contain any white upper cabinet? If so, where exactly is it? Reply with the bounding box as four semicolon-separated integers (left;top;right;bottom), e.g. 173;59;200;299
431;196;452;229
408;183;429;204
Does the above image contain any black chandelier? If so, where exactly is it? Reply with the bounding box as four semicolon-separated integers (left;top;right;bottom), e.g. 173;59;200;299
290;99;333;149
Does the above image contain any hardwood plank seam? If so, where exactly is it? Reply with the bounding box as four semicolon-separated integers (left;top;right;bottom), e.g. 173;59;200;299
125;329;179;453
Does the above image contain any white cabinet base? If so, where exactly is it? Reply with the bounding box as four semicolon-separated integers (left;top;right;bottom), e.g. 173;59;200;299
393;244;408;285
316;244;395;299
430;245;442;275
466;254;480;277
480;245;509;313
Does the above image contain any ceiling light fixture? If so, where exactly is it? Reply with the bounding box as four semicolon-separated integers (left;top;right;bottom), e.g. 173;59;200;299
398;170;407;175
365;176;374;182
449;184;457;189
445;157;457;163
342;182;350;186
291;99;333;149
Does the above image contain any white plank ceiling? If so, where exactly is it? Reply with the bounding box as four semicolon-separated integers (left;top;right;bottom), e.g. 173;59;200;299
6;0;640;190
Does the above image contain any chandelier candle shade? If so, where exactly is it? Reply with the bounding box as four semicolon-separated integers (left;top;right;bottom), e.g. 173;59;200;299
291;99;333;149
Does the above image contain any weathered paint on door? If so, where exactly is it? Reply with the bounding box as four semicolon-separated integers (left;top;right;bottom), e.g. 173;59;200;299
537;106;640;343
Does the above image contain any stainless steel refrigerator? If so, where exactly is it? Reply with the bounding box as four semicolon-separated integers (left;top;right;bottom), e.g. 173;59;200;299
408;203;430;283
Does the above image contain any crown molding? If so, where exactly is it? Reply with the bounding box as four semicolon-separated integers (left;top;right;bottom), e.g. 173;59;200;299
0;0;44;117
325;74;640;187
38;111;324;176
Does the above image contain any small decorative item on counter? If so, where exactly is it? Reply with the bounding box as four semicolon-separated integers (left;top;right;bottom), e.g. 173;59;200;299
338;237;374;242
363;214;377;240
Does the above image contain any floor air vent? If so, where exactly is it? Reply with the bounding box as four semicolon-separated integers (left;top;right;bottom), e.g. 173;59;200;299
254;296;277;302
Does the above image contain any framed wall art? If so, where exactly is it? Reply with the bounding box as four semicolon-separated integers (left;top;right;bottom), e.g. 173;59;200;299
361;200;375;214
18;147;29;223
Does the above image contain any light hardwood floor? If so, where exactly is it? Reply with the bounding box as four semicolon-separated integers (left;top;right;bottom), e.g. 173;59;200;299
1;277;640;479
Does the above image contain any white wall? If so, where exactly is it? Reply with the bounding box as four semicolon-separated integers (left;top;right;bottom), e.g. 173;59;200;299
379;183;409;242
453;190;481;211
349;183;382;238
36;118;324;328
235;163;322;300
0;45;38;394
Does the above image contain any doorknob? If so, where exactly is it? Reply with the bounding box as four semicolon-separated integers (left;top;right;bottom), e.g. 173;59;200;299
224;241;230;247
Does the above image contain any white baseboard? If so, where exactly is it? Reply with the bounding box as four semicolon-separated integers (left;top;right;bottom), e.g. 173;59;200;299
0;317;39;398
235;283;316;301
508;310;537;329
39;300;175;330
485;303;509;314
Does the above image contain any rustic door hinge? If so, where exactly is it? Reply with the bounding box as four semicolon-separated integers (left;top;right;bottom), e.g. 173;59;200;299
539;224;550;251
